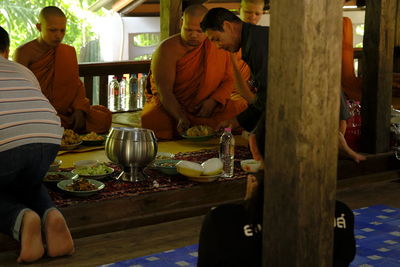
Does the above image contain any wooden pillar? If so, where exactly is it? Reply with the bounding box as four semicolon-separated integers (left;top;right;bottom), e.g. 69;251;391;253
160;0;182;41
360;0;396;153
394;0;400;73
264;0;342;266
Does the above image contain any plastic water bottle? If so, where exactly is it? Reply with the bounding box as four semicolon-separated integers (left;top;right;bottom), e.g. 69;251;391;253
129;74;138;110
120;76;128;111
108;76;120;112
137;74;148;109
219;128;235;177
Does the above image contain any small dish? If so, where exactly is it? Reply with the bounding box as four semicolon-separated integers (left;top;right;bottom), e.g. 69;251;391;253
80;134;106;146
43;171;78;183
57;178;105;197
150;159;180;175
240;159;262;173
49;159;62;172
156;152;175;160
60;141;82;151
71;164;114;180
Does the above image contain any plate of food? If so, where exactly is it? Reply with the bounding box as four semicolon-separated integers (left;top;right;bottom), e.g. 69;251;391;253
149;159;180;175
71;163;114;180
176;159;222;182
57;178;105;197
81;132;107;146
181;125;216;141
43;171;78;183
60;129;82;150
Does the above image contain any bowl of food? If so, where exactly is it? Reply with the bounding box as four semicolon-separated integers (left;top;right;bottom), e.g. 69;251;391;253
151;159;180;175
71;162;114;180
49;159;62;172
81;132;106;146
43;171;78;183
57;178;105;197
240;159;262;173
60;129;82;150
181;125;215;142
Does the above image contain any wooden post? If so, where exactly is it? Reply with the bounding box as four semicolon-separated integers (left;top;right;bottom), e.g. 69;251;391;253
264;0;342;266
360;0;396;153
394;0;400;73
160;0;182;41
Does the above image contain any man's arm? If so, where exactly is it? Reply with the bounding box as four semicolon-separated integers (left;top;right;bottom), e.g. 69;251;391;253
230;53;255;103
152;40;190;133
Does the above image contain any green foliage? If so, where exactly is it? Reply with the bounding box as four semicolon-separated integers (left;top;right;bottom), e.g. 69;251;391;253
0;0;103;58
133;33;160;47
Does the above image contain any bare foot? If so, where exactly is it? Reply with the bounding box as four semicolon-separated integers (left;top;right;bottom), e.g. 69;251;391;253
17;210;45;263
44;209;75;257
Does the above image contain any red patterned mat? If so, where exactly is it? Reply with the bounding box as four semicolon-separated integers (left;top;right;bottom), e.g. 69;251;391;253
48;146;252;208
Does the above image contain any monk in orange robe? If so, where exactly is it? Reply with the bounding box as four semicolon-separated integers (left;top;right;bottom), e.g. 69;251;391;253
141;5;247;139
14;6;111;133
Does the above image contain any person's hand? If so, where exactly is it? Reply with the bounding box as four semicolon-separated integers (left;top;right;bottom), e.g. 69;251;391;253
249;133;263;161
196;98;217;118
338;132;366;163
71;110;86;132
215;117;240;132
177;116;191;135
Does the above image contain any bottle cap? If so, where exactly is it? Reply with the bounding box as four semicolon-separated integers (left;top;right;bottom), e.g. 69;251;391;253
224;128;232;132
122;77;126;79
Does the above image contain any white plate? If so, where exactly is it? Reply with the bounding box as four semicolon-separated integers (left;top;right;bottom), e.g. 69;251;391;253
57;179;105;197
71;166;114;180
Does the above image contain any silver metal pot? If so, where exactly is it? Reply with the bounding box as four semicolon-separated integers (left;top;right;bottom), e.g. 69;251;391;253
105;127;157;182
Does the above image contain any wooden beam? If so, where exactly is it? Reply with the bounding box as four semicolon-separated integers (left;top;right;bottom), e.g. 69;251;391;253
360;0;396;153
264;0;342;265
160;0;182;41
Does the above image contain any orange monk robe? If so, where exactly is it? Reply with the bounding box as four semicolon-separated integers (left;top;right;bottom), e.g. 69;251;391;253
342;17;362;101
25;43;111;133
141;39;248;140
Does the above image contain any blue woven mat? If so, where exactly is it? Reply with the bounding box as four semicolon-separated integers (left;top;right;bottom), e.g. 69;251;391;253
100;205;400;267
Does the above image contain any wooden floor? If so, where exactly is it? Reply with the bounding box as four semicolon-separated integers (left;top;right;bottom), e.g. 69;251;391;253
1;179;400;266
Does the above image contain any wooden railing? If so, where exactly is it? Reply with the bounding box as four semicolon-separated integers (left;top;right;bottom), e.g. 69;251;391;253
79;60;151;106
78;49;366;107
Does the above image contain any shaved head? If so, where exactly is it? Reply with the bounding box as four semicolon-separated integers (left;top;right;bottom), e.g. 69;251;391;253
39;6;66;23
183;4;208;20
37;6;67;48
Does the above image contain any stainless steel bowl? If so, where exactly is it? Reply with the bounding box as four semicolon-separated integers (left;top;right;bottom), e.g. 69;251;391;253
105;127;157;182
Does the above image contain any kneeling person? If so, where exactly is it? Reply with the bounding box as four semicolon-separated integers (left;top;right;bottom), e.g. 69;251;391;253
141;5;247;139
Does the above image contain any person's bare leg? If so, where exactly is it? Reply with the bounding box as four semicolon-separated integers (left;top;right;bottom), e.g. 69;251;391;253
44;209;74;257
17;211;44;263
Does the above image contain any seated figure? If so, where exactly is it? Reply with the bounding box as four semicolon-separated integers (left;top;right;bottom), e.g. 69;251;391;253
14;6;112;134
141;4;248;139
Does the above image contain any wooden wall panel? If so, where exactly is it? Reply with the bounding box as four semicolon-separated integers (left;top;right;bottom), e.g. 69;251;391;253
264;0;342;265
